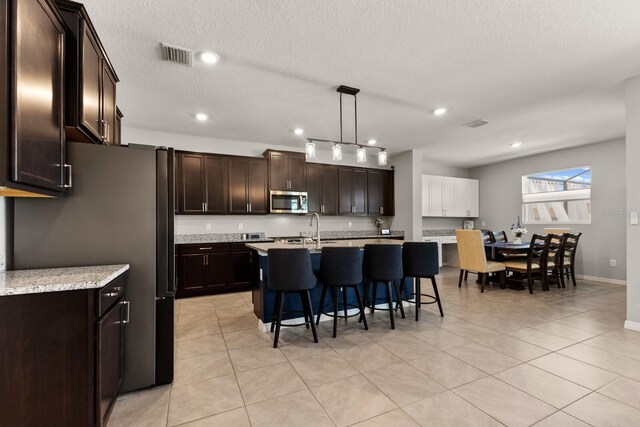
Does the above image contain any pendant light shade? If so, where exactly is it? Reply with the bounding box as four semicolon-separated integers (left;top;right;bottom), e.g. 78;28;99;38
356;147;367;163
305;141;316;160
377;149;388;166
332;144;342;161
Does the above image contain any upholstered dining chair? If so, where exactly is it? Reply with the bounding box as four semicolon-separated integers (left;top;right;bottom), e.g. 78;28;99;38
456;230;506;293
543;228;571;235
559;232;582;287
463;230;495;281
503;234;552;294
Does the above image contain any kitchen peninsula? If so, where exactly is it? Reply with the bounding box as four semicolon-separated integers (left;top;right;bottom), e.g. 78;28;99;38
246;238;411;328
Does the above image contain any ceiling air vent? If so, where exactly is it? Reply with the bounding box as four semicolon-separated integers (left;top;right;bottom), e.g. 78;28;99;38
160;42;193;66
463;119;490;128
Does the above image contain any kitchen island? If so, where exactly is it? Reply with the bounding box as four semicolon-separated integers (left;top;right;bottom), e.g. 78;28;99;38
246;238;412;328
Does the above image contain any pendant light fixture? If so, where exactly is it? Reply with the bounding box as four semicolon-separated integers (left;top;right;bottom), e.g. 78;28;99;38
307;85;389;165
305;141;316;160
377;149;388;166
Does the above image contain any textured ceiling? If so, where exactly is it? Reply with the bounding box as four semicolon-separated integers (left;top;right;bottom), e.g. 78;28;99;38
82;0;640;167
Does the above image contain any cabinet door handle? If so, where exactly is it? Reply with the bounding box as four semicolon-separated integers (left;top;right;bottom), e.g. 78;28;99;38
248;203;252;213
199;247;212;250
321;205;324;213
121;301;130;324
202;202;205;212
63;164;72;188
380;206;384;215
204;202;208;211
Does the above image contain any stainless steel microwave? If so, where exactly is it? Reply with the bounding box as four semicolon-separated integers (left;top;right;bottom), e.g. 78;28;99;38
270;191;308;214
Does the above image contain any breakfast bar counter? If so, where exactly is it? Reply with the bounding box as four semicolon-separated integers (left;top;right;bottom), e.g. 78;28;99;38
246;239;412;326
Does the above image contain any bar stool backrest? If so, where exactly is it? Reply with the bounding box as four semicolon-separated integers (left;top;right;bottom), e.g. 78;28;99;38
403;242;439;278
321;247;363;286
267;248;317;291
363;244;403;281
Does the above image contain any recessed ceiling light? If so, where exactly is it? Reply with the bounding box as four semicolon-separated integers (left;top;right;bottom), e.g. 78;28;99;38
195;113;208;121
199;51;219;65
511;141;522;147
367;139;377;145
294;128;304;135
433;107;448;116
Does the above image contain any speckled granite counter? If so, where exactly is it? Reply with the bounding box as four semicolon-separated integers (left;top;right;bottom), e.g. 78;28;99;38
298;230;404;240
246;238;404;255
175;233;272;244
0;264;130;296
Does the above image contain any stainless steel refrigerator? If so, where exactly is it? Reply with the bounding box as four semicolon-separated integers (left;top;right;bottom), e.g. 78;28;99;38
13;141;175;392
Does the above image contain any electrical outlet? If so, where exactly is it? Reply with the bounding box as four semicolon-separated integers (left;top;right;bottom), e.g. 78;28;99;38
238;223;243;230
481;221;486;227
610;259;617;267
205;223;212;231
348;222;352;228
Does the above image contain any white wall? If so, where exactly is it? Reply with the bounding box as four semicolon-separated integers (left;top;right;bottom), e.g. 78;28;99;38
123;127;397;236
392;150;423;241
470;138;626;282
421;159;472;231
625;76;640;328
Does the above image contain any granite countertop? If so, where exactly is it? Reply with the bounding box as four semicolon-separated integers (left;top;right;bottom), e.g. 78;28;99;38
297;230;405;240
0;264;130;296
175;233;272;244
246;238;404;255
423;229;457;237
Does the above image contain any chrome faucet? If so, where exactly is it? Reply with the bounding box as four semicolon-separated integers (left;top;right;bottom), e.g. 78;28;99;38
310;212;321;249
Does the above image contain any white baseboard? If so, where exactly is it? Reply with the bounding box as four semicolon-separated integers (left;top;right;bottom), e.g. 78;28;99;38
575;274;627;286
624;320;640;332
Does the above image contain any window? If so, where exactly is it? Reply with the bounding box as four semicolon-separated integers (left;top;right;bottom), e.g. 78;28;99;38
521;165;591;224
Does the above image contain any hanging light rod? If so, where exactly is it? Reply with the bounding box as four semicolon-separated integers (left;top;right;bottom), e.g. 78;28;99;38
306;85;388;166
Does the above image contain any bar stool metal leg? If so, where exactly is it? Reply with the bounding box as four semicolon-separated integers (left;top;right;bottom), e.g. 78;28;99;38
316;284;328;325
331;286;339;338
393;280;405;319
273;291;285;348
371;281;378;313
415;277;421;321
270;290;282;333
302;290;318;343
354;285;368;330
431;276;443;317
385;281;395;329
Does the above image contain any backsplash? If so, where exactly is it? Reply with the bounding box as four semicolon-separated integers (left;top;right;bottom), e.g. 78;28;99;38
423;229;457;236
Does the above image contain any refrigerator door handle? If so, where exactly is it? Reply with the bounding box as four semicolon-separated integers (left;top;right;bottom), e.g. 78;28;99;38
121;300;131;324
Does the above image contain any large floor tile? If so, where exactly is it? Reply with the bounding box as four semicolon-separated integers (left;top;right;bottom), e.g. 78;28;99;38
508;328;575;351
409;351;487;389
290;351;359;387
363;361;445;406
529;353;619;389
582;335;640;361
167;374;244;426
453;377;556;427
377;333;440;361
175;333;227;360
176;320;222;341
532;321;600;342
564;392;640;427
236;361;307;405
558;342;640;376
494;364;590;408
311;374;397;426
405;325;471;350
108;385;171;427
246;389;334;427
474;334;550;362
178;407;251;427
219;312;259;333
331;339;402;372
598;377;640;410
228;343;286;372
445;343;521;374
179;310;218;326
351;409;419;426
174;351;234;386
222;329;271;350
532;411;591;427
602;328;640;345
404;390;502;427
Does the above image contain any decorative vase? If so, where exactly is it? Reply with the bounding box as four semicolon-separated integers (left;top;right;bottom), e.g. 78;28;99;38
513;236;522;244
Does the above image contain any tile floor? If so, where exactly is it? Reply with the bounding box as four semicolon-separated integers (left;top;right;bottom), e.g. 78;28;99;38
109;267;640;427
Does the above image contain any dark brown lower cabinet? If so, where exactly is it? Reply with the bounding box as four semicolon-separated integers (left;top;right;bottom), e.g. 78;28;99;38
176;243;258;298
0;272;128;427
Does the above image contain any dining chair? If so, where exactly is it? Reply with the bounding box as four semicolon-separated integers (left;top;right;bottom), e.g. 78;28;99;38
544;234;565;288
503;234;552;294
543;228;571;235
463;230;495;281
559;232;582;287
491;230;508;243
455;230;506;293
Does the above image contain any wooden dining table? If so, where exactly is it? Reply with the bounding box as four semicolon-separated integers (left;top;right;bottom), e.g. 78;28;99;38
484;242;530;260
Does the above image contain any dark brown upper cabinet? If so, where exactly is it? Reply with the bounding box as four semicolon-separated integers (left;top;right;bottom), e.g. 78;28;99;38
0;0;69;197
263;150;306;191
367;169;395;216
339;167;367;215
56;0;119;145
176;153;228;214
228;156;268;214
113;106;123;146
307;163;339;215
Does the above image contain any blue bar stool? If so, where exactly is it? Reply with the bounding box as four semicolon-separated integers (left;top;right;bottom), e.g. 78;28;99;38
402;242;443;320
362;244;404;329
316;247;368;338
267;248;318;348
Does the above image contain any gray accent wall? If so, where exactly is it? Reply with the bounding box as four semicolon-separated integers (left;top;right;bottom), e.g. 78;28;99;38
469;138;626;281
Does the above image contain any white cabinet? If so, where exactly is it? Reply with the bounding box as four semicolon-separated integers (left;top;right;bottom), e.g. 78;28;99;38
422;174;479;217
